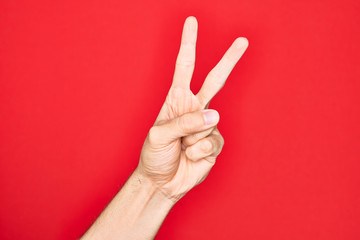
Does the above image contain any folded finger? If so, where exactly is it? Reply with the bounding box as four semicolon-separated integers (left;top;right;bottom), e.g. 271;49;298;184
185;133;224;161
182;127;215;147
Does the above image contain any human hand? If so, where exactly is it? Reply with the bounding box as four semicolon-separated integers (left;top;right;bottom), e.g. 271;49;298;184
136;16;248;202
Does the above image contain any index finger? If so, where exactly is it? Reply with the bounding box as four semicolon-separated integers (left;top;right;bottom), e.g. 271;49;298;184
196;37;248;107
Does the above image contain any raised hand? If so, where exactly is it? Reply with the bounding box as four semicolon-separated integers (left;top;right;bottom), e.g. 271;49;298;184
137;16;248;202
81;16;248;240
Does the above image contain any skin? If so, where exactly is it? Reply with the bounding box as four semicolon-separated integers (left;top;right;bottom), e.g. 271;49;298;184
81;16;248;240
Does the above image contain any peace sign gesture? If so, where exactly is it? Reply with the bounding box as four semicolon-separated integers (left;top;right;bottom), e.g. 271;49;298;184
137;16;248;202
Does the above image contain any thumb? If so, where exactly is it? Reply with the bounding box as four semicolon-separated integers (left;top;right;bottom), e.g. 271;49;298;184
149;109;220;145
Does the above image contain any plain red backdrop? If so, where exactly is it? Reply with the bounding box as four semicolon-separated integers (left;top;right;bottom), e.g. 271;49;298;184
1;0;359;239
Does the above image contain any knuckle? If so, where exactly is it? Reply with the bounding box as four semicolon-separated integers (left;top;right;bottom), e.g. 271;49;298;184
207;156;217;165
220;135;225;147
178;114;194;132
217;136;224;151
207;70;221;83
176;59;195;68
200;140;212;153
148;126;160;144
196;92;208;108
185;148;193;159
182;135;193;146
215;137;224;155
156;119;167;125
213;130;225;146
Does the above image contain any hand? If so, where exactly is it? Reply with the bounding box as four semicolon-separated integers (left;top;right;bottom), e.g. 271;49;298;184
136;16;248;202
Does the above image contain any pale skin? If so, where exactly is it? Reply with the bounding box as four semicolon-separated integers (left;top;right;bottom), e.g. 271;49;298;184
81;16;248;240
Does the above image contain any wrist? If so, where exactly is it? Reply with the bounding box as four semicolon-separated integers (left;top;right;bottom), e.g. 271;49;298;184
81;167;176;240
132;167;178;206
133;166;184;204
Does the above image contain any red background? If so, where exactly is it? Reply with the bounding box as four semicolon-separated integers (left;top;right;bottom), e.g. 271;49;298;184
1;0;360;239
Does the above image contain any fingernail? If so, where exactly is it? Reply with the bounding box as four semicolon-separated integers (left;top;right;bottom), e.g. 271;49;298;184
203;110;219;125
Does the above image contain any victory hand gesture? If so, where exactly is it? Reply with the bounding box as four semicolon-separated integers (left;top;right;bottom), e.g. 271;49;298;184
137;16;248;202
82;16;249;240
